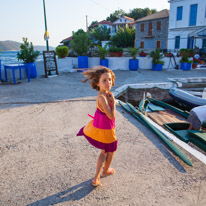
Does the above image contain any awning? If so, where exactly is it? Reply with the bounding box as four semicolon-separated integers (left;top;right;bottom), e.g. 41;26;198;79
189;27;206;38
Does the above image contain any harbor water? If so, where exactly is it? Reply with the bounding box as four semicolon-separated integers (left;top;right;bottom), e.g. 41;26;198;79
0;51;43;65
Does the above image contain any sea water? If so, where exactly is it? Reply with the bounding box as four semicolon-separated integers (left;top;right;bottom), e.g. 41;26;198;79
0;51;43;65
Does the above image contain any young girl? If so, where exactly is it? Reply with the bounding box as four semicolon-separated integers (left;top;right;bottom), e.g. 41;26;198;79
77;66;117;187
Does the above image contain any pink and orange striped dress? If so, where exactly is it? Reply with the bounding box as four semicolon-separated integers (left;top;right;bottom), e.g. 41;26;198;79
77;104;117;152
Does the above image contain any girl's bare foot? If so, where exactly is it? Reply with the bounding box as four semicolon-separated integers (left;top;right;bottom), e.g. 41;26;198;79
92;179;102;187
102;168;115;177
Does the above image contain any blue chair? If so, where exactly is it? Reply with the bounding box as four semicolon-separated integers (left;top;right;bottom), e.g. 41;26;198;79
4;64;30;84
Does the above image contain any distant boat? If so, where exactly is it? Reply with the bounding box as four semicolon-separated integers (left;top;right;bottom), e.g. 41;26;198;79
169;87;206;108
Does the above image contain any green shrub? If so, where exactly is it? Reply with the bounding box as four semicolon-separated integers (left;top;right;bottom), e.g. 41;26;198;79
109;46;123;52
110;27;135;48
17;37;40;63
149;49;164;64
95;45;109;59
71;29;90;56
55;46;69;58
127;47;140;60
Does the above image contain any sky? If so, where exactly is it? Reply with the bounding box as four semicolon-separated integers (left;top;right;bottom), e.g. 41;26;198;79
0;0;169;48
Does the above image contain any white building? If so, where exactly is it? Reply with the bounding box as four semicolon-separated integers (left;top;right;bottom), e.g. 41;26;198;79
112;16;135;34
168;0;206;51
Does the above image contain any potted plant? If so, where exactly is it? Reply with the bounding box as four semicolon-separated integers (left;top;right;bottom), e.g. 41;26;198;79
149;49;164;71
55;46;69;58
179;50;192;70
71;29;90;71
95;45;109;67
127;47;140;71
139;51;147;57
109;46;123;57
17;37;40;78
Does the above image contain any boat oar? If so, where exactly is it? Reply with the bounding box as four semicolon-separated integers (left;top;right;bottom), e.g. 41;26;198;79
126;102;192;167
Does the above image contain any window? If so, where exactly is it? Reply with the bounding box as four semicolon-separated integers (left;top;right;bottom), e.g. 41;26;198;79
140;41;144;48
148;22;152;35
157;21;161;31
189;4;198;26
175;36;180;49
176;6;183;20
156;40;161;49
141;24;144;32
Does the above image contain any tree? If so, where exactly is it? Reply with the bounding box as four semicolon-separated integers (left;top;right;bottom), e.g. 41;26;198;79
106;9;126;22
90;26;110;45
126;8;157;20
71;29;90;56
110;27;135;48
89;21;98;27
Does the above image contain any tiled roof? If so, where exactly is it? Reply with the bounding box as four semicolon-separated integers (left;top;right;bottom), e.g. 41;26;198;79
60;36;72;43
135;9;169;22
123;16;134;22
89;20;113;28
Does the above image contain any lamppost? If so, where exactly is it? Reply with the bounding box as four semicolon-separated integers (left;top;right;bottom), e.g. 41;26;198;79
43;0;49;51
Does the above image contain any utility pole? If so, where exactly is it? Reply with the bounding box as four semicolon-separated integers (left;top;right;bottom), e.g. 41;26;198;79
43;0;49;51
86;15;88;32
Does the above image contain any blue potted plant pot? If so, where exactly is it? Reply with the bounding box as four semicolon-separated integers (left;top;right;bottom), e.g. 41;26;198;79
25;62;37;78
180;63;191;70
152;63;163;71
78;56;88;72
129;59;139;71
100;59;109;67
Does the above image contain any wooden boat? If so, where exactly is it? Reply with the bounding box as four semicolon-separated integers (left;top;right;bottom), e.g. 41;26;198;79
169;87;206;108
118;100;193;166
137;98;206;164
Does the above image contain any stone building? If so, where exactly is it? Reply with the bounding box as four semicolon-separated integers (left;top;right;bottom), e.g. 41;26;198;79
135;9;169;51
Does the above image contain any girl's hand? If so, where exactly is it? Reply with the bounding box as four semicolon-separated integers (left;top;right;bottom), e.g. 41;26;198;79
106;92;115;104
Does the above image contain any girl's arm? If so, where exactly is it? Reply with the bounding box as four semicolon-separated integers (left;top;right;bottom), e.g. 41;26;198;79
98;93;116;120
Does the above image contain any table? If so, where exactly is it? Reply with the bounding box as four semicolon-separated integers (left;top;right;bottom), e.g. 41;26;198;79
4;64;30;84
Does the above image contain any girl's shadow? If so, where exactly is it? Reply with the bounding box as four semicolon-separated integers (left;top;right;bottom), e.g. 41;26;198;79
27;179;95;206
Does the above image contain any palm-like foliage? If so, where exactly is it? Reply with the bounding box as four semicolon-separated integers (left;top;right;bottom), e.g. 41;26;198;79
127;47;140;60
95;45;109;59
149;49;164;64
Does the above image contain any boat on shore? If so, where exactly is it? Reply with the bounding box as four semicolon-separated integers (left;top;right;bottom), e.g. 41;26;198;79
118;98;206;165
118;100;193;166
169;87;206;108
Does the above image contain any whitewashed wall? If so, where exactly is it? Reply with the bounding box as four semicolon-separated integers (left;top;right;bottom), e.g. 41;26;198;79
0;56;182;81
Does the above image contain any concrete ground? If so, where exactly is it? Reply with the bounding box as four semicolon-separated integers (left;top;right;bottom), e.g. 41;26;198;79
0;69;206;206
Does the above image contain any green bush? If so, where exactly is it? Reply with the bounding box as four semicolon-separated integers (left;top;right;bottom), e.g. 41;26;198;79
127;47;140;60
17;37;40;63
71;29;90;56
149;49;164;65
109;46;123;52
110;27;135;48
95;45;109;59
179;50;193;63
55;46;69;58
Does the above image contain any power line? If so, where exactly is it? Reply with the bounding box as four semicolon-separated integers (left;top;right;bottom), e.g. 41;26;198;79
89;0;112;12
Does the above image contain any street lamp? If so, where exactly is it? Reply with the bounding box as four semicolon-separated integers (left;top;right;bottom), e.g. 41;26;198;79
43;0;49;51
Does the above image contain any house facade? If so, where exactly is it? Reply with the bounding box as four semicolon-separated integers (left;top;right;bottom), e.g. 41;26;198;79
135;9;169;50
112;16;135;34
168;0;206;51
88;20;114;35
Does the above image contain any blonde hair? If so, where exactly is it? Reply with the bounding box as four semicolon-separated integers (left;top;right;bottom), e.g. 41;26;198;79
82;66;115;91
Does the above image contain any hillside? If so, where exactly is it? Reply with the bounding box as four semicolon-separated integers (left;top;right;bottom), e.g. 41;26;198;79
0;40;55;51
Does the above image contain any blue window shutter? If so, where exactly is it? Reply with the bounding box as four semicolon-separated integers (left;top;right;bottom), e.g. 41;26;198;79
176;6;183;20
175;36;180;49
189;4;198;26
